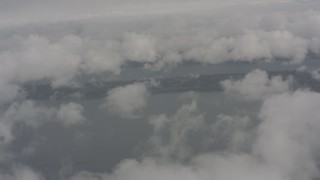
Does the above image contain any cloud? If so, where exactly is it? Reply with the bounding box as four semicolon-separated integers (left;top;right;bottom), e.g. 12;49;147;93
0;100;86;163
0;2;319;65
56;102;85;126
2;100;56;129
0;0;320;178
0;80;20;103
0;5;319;89
121;33;157;63
221;69;292;100
0;33;156;88
0;165;44;180
296;66;320;81
149;93;204;160
310;68;320;81
104;83;149;118
185;30;309;64
0;100;85;145
0;35;83;88
254;90;320;179
0;100;53;147
70;90;320;180
210;114;252;152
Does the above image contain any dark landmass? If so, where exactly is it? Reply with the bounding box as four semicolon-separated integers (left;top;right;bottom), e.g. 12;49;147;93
22;71;320;100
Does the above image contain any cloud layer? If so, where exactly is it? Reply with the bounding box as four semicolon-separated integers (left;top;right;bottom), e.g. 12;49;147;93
104;83;149;118
221;69;293;100
69;90;320;180
0;2;319;91
0;0;320;179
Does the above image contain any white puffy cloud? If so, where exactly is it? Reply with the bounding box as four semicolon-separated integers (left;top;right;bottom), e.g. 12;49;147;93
0;33;157;88
0;35;83;88
254;90;320;179
185;30;309;64
221;69;292;100
104;83;149;118
121;33;157;63
56;102;85;126
80;46;123;75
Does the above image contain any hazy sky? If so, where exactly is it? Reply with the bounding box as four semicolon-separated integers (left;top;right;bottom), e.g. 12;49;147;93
0;0;318;24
